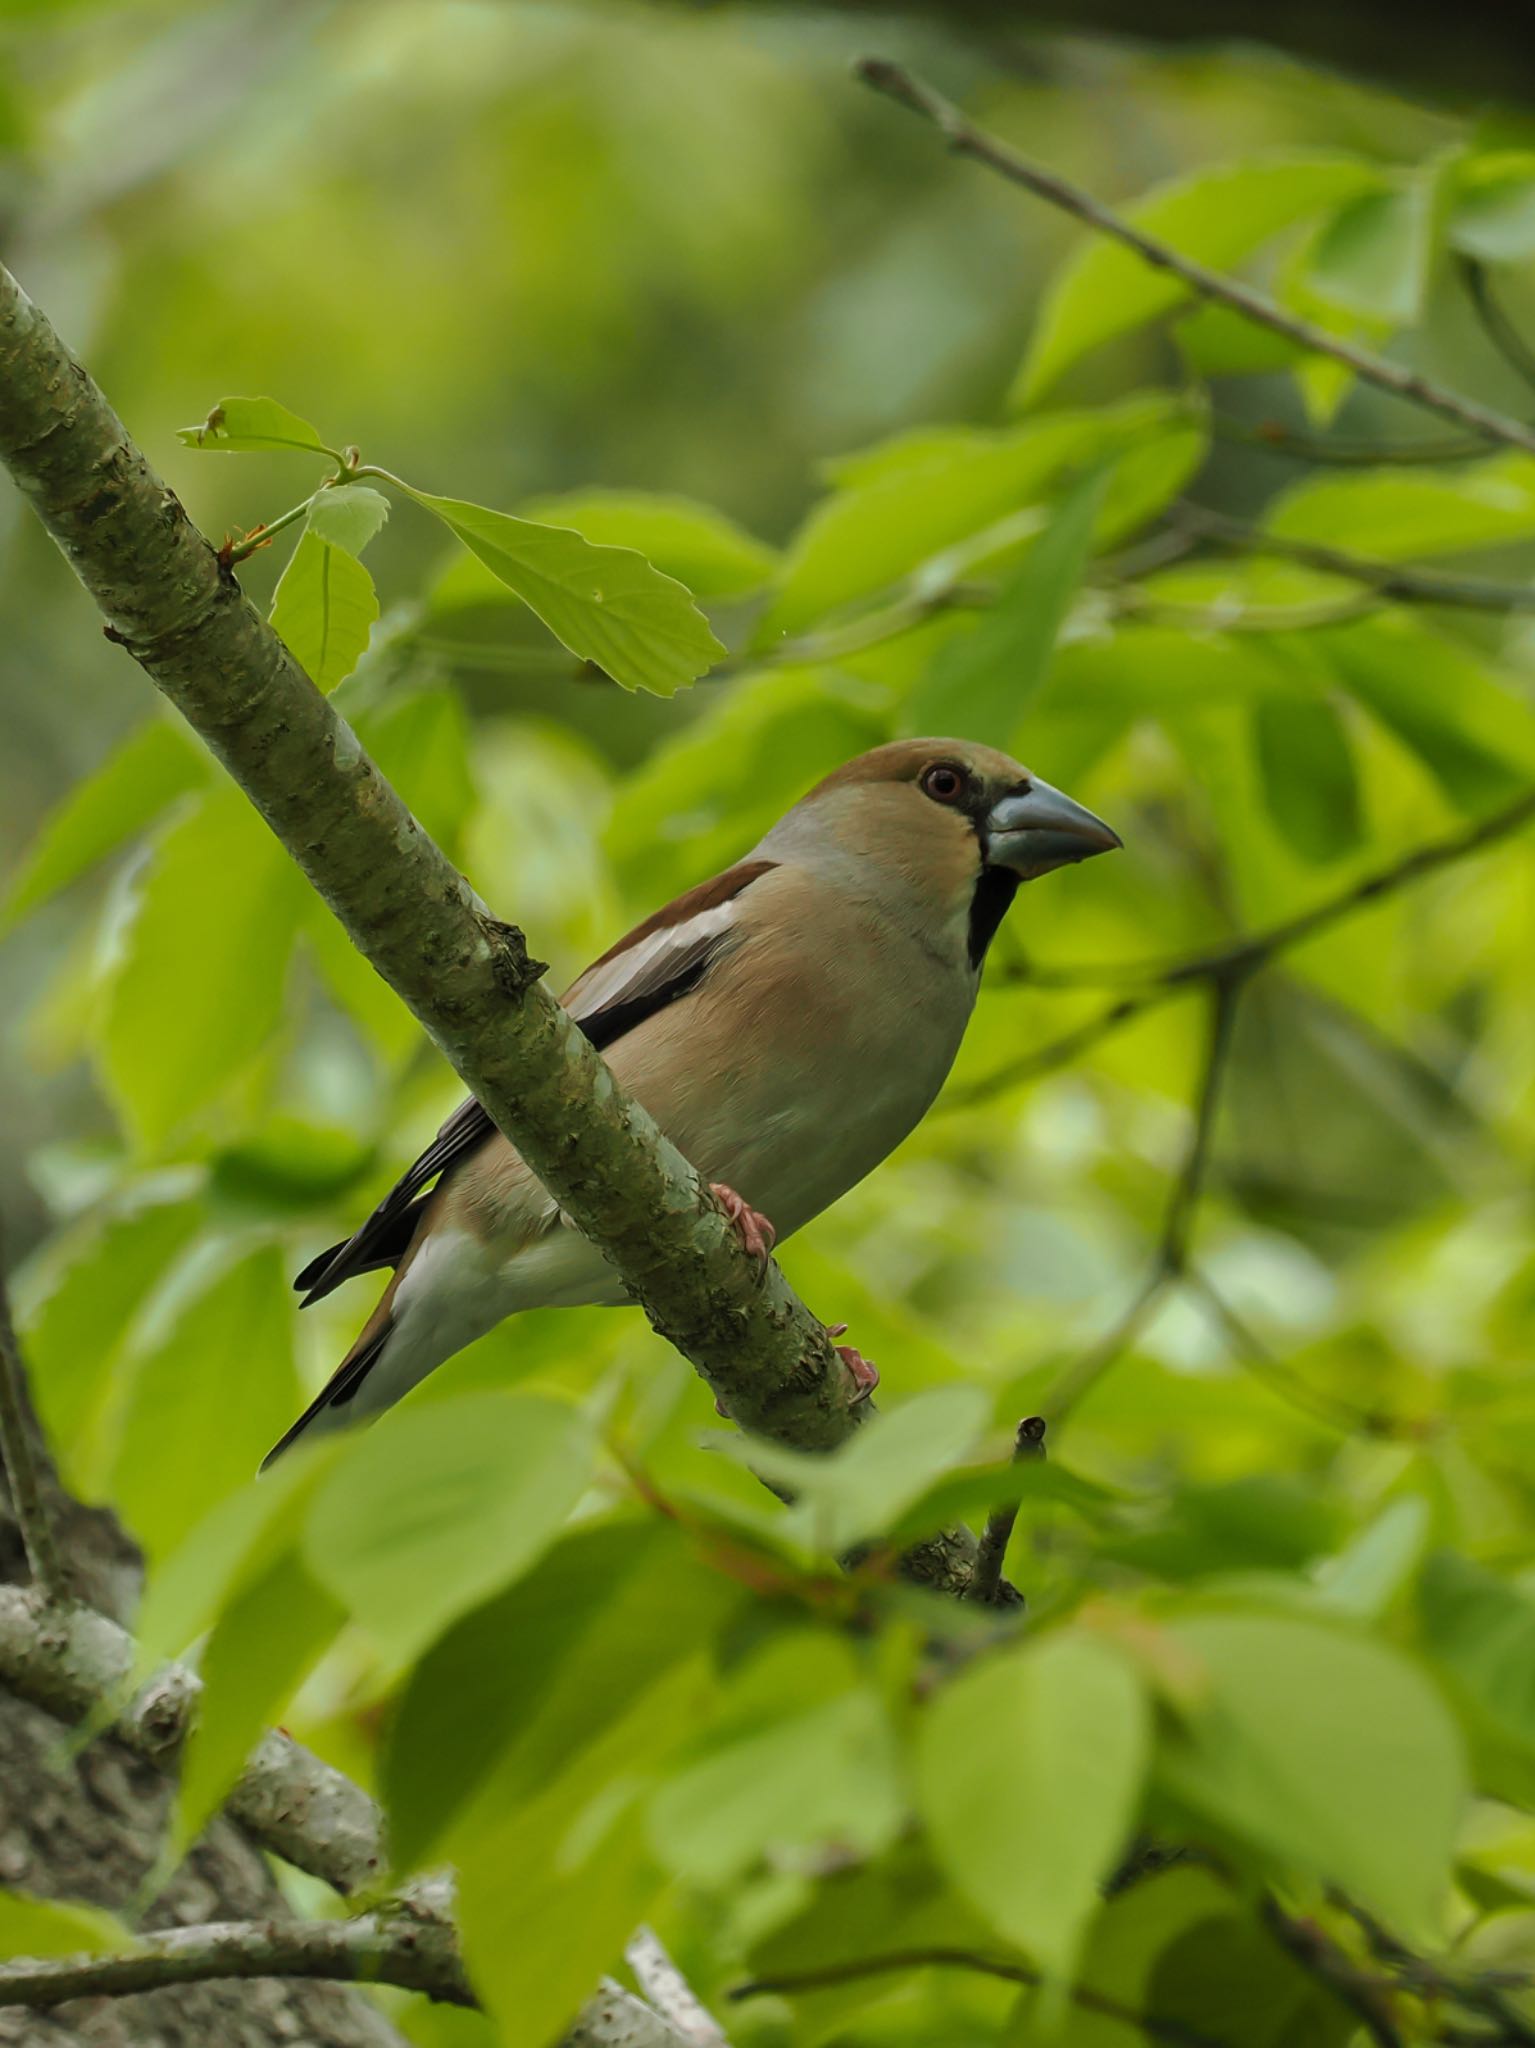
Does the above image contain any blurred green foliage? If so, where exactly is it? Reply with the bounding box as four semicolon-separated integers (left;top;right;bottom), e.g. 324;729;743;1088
9;3;1535;2044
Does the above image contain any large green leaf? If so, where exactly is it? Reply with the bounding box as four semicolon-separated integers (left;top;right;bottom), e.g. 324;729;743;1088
759;396;1185;640
304;1391;594;1664
1252;693;1362;864
650;1685;903;1886
17;1187;201;1494
434;490;775;603
908;463;1110;746
917;1631;1149;1977
177;396;336;456
1158;1607;1465;1928
1319;614;1535;809
173;1544;345;1854
1304;177;1434;326
1015;155;1387;404
108;1245;301;1561
2;720;206;927
403;488;723;695
1266;455;1535;558
1449;152;1535;264
100;789;303;1149
270;530;379;693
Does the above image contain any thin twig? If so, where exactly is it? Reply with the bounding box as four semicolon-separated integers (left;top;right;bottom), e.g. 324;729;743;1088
1334;1893;1535;2048
1260;1900;1406;2048
0;1225;67;1602
1460;257;1535;402
625;1930;729;2048
731;1947;1232;2048
1108;584;1384;634
1041;979;1239;1425
967;1415;1047;1605
1171;502;1535;615
944;988;1183;1108
854;59;1535;461
1211;414;1491;467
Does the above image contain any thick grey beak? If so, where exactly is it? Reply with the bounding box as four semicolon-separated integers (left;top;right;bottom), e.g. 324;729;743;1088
984;778;1121;879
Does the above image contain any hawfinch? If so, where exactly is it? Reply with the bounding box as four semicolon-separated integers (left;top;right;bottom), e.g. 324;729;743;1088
264;739;1118;1466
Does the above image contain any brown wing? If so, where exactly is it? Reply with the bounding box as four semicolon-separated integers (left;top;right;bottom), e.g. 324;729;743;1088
292;858;778;1306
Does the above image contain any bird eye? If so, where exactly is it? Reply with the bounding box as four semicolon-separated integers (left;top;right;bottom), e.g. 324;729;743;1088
921;762;968;804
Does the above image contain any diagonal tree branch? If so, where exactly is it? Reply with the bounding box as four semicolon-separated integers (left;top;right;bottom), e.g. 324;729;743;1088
0;258;985;1593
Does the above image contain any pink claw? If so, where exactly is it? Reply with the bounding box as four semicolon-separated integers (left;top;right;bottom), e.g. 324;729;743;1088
710;1182;777;1275
826;1324;879;1404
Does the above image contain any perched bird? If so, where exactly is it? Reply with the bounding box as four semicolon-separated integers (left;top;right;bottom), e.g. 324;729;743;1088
264;738;1119;1466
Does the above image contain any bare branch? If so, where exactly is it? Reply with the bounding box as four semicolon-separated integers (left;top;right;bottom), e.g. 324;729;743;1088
1260;1900;1405;2048
1170;501;1535;615
0;1227;67;1602
854;59;1535;461
0;1909;473;2014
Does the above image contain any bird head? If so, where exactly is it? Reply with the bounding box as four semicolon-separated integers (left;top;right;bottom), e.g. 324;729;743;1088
760;738;1120;968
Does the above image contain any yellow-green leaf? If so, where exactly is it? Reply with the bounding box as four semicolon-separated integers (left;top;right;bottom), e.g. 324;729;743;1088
177;396;335;456
270;530;379;692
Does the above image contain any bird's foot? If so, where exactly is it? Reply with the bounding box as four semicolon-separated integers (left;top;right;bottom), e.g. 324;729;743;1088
709;1182;777;1275
826;1323;879;1404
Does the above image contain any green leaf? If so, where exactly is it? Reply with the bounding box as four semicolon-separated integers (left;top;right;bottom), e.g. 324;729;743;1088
1158;1608;1465;1927
135;1445;339;1672
304;1391;594;1664
306;483;390;557
109;1246;301;1561
174;1545;345;1854
1449;152;1535;263
387;1523;738;1872
909;464;1110;746
1016;154;1387;404
453;1698;670;2048
100;788;302;1149
2;720;206;927
917;1631;1149;1976
1419;1552;1535;1805
510;490;774;597
270;530;379;692
177;396;335;456
1305;179;1433;326
1320;614;1535;809
712;1387;991;1557
1266;455;1535;558
402;488;723;696
17;1187;201;1494
650;1686;902;1886
1314;1499;1431;1620
0;1890;129;1958
760;397;1181;640
1175;302;1307;376
1252;693;1362;864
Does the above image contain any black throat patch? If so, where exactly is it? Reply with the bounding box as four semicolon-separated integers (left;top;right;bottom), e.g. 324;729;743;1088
967;866;1020;969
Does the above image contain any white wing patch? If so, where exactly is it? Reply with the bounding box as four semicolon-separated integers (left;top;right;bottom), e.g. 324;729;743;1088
563;898;745;1033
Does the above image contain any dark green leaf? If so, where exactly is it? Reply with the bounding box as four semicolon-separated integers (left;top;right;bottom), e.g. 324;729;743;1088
1252;693;1362;864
